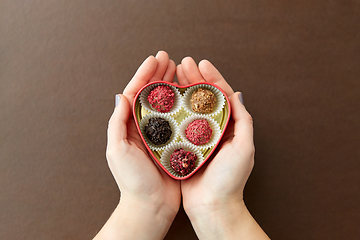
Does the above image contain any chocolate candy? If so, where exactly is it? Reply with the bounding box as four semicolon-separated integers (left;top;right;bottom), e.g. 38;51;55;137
145;117;172;145
147;85;175;113
190;88;216;113
170;148;197;176
185;119;212;145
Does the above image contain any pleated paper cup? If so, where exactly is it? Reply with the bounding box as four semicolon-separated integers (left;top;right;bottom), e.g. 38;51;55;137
183;84;225;117
179;114;221;150
160;142;204;178
139;83;182;115
139;113;179;151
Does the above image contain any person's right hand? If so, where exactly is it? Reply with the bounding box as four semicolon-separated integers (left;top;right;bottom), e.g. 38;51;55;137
177;57;269;239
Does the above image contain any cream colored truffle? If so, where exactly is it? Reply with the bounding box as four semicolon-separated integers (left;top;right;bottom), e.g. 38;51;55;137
190;88;216;113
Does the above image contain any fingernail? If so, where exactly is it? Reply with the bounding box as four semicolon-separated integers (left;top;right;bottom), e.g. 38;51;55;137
239;92;244;105
155;51;161;57
115;94;121;107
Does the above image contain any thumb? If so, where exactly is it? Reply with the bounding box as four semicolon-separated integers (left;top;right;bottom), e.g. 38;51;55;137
107;94;130;149
230;92;254;150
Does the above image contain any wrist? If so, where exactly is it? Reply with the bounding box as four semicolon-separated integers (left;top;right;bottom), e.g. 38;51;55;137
94;195;177;240
186;196;246;239
185;196;270;240
119;193;177;225
112;197;175;240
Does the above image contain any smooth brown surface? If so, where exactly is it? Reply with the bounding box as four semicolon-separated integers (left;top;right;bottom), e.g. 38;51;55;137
1;1;359;239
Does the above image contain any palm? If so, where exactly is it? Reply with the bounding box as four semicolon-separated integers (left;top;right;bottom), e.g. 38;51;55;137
176;56;254;216
120;117;178;203
182;125;245;212
126;117;147;153
107;52;180;213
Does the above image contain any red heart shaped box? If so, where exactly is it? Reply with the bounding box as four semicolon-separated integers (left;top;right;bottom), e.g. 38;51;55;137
132;81;231;180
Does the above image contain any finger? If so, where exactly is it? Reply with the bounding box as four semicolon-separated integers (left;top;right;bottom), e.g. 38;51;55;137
150;50;170;82
230;92;254;149
198;59;234;97
163;59;176;82
176;64;190;85
123;55;158;100
181;57;205;83
107;94;130;150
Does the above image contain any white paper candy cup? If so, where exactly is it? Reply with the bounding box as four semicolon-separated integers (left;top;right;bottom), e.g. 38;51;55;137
139;113;179;151
161;142;204;178
139;83;182;116
183;84;225;117
179;114;221;150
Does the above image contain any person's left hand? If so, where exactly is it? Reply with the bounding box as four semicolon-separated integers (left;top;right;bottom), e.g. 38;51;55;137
102;51;180;239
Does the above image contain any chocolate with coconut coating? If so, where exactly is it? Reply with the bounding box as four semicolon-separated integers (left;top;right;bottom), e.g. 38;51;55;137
145;117;172;145
190;88;216;113
170;148;197;176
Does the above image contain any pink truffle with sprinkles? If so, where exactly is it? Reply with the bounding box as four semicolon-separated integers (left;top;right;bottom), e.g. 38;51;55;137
147;85;175;113
185;119;212;145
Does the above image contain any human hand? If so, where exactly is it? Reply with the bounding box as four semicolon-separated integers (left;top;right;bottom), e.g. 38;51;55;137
95;51;180;240
178;57;269;239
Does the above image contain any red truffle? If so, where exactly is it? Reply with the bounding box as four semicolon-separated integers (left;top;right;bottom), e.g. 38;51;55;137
147;85;175;113
185;119;212;145
170;148;197;176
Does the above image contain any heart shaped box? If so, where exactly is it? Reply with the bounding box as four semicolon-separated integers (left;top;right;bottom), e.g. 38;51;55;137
133;81;231;180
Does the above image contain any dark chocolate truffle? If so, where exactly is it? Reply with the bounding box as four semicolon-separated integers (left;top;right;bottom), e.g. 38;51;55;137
145;117;172;145
190;88;216;113
147;85;175;113
185;119;212;145
170;148;197;176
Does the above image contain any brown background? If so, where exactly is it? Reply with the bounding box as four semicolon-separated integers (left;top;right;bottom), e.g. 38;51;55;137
1;1;359;239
